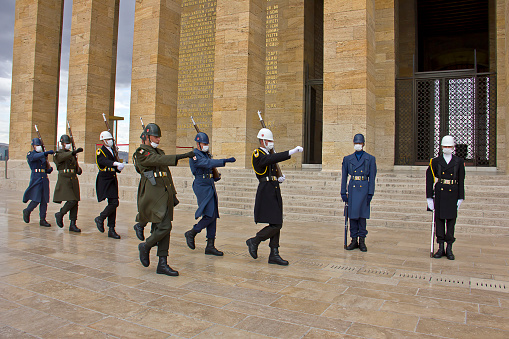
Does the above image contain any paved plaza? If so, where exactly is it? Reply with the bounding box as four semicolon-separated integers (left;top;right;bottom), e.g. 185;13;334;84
1;189;509;338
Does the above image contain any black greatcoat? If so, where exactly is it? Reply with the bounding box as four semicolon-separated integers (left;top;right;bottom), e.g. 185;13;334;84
95;145;120;202
252;148;291;224
426;155;465;220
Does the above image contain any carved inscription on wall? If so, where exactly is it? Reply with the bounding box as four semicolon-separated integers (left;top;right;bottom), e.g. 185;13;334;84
265;1;279;96
177;0;217;144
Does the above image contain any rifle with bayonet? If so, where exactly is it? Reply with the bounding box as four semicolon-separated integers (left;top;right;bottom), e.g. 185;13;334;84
257;110;283;178
66;120;82;174
34;124;51;170
102;113;120;162
191;116;220;179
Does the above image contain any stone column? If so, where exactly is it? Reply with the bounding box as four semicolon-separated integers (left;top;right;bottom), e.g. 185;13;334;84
66;0;119;163
9;0;64;159
496;0;508;171
212;0;266;167
322;0;376;171
129;0;181;154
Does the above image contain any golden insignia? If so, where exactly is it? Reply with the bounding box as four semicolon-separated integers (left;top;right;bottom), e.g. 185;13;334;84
253;149;259;158
96;149;101;155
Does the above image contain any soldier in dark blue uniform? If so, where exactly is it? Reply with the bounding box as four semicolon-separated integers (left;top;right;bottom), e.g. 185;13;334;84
426;135;465;260
94;131;125;239
184;132;236;256
341;133;377;252
246;128;303;265
23;138;54;227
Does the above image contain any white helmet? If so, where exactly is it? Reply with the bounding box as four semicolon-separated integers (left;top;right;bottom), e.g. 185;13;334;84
441;135;455;146
257;128;274;141
100;131;113;141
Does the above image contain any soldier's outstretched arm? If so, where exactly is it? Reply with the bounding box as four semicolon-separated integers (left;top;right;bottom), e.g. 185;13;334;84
256;150;290;168
193;151;234;169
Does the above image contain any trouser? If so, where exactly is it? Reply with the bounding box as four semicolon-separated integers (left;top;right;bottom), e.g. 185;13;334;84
255;224;282;248
193;215;217;239
99;198;119;227
145;210;173;257
26;201;47;219
435;217;456;244
60;200;78;220
350;218;367;238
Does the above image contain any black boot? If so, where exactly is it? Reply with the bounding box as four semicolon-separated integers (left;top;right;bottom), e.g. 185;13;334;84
108;227;121;239
205;238;224;256
268;247;289;266
156;256;179;276
55;212;64;228
185;229;198;249
433;242;445;258
95;216;105;233
23;209;30;223
69;220;81;233
138;243;151;267
358;237;367;252
346;237;359;250
133;223;145;241
446;243;455;260
39;219;51;227
246;237;260;259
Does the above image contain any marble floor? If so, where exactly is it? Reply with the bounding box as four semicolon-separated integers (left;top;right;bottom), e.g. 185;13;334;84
1;189;508;338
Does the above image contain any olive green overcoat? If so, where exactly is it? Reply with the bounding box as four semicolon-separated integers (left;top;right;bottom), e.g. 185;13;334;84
53;149;80;203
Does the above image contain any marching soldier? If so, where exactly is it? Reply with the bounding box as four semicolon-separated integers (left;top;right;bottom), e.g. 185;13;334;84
341;133;377;252
184;132;236;256
246;128;303;265
23;138;54;227
94;131;125;239
134;123;194;276
426;135;465;260
53;135;83;232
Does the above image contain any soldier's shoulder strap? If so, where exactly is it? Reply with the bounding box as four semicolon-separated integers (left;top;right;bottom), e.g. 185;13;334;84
252;148;268;176
429;158;436;182
96;148;108;171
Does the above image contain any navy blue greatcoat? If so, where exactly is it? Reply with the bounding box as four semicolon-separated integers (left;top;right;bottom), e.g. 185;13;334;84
23;151;53;204
189;149;226;219
341;151;377;219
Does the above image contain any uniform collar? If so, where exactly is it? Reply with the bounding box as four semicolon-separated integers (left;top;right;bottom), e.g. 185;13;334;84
260;147;269;154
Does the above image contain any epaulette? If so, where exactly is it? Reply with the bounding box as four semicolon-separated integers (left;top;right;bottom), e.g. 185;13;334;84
253;149;259;158
96;149;101;155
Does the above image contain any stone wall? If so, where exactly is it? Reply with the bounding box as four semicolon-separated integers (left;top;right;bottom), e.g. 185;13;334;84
497;0;508;171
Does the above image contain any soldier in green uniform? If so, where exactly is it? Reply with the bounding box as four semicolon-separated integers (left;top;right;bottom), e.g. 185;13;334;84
134;123;194;276
53;135;83;232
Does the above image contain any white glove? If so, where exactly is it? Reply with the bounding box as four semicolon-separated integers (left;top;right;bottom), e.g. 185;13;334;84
427;198;434;211
289;146;303;156
113;162;125;171
278;174;286;183
457;199;463;210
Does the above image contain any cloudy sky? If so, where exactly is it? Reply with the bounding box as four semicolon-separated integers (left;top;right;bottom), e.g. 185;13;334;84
0;0;135;150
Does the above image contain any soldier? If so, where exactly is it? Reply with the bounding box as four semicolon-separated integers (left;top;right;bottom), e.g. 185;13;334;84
53;135;83;232
184;132;236;256
426;135;465;260
134;123;194;276
94;131;125;239
246;128;303;265
341;133;377;252
22;138;54;227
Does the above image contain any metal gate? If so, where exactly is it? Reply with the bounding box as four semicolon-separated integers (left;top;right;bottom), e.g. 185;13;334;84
396;70;496;166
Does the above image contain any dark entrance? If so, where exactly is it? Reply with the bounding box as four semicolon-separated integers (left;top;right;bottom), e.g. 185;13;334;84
395;0;496;166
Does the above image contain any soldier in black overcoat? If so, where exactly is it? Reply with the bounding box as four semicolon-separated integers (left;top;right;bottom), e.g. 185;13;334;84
94;131;125;239
426;135;465;260
246;127;303;265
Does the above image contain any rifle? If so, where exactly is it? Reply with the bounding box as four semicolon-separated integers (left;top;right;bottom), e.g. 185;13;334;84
191;116;220;179
344;202;349;249
257;110;283;178
102;113;120;162
66;120;82;173
34;125;51;170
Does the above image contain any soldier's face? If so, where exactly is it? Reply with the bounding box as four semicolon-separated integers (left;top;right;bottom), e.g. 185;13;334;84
149;135;161;144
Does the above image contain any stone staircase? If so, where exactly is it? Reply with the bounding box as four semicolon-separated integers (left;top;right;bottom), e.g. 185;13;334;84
2;160;508;234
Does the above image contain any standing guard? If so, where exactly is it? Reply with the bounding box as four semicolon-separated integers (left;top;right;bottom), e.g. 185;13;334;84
23;138;54;227
341;133;377;252
426;135;465;260
184;132;236;256
134;123;194;276
246;128;303;265
53;135;83;232
94;131;125;239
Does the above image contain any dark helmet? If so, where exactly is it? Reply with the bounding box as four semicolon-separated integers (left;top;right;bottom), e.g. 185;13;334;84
31;138;42;146
194;132;209;144
353;133;365;143
60;135;71;144
143;123;161;138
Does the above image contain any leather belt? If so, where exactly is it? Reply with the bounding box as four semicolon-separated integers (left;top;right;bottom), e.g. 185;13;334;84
59;169;75;174
440;179;458;185
153;172;167;178
260;176;277;182
352;176;367;181
33;169;45;173
200;174;213;179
